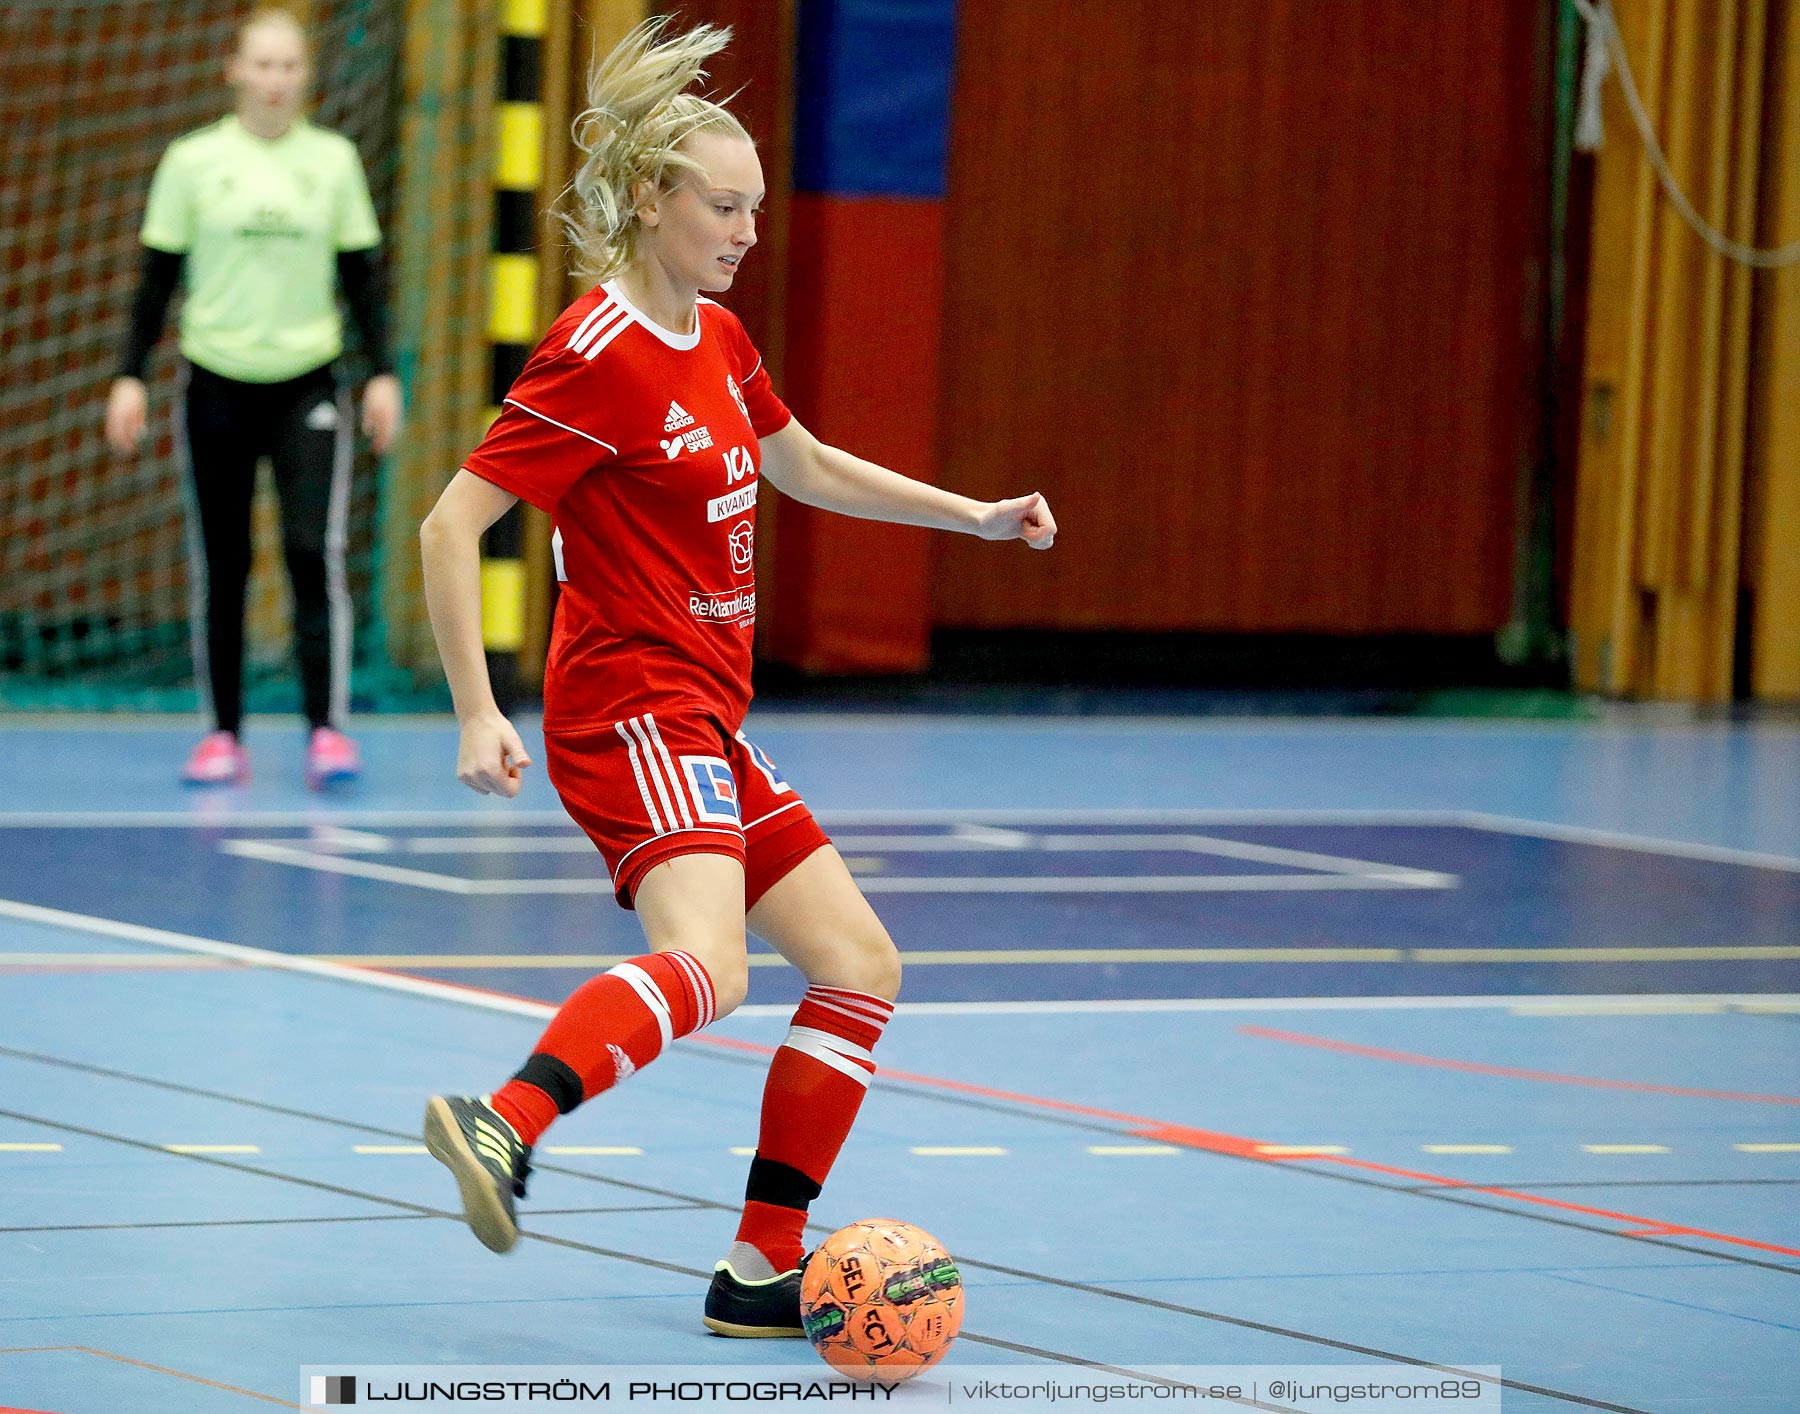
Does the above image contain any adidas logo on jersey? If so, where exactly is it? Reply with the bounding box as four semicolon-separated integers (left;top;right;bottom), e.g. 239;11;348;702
664;401;695;432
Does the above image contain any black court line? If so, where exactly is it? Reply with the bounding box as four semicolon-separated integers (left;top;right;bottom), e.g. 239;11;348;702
0;1204;706;1236
0;1047;1653;1413
0;1106;1222;1399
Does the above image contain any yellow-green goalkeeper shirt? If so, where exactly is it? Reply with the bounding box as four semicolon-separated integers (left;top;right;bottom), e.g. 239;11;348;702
140;116;381;383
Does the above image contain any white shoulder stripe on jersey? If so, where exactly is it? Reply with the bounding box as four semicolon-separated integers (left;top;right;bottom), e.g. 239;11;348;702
743;354;763;382
614;720;666;835
566;299;615;352
503;398;620;454
583;309;635;360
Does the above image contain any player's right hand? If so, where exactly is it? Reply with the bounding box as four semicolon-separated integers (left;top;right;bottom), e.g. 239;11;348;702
105;378;148;455
456;711;532;797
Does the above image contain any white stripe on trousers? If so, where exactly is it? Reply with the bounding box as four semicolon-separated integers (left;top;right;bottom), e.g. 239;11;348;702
324;385;354;727
173;363;215;729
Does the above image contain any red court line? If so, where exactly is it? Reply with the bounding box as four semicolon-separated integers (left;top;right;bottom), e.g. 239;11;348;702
369;974;1799;1260
1239;1024;1800;1106
693;1035;1800;1256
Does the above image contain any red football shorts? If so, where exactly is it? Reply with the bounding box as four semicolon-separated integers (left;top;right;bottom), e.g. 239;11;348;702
543;710;830;909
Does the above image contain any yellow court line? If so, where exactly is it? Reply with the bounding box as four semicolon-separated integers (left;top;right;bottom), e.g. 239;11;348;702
1256;1144;1350;1156
319;948;1402;968
1582;1145;1670;1154
1423;947;1800;963
544;1146;643;1156
1509;1002;1726;1015
729;1147;756;1156
0;953;232;967
1422;1144;1514;1155
1735;1143;1800;1153
0;1143;62;1152
911;1146;1007;1156
353;1145;427;1155
1087;1145;1180;1156
163;1144;260;1154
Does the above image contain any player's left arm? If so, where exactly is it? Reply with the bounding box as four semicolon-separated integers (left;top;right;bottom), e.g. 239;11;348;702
757;418;1055;549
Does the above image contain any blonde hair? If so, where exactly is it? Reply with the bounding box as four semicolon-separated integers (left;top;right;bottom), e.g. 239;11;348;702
559;17;752;282
236;5;308;56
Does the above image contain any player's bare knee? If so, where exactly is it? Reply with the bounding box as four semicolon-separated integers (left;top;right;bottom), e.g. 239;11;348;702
810;925;900;1001
708;954;750;1017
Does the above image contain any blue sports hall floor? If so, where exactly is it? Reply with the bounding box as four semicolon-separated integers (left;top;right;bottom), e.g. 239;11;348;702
1;711;1796;1412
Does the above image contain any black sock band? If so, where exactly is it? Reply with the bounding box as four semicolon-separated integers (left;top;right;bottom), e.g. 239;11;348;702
744;1155;821;1211
513;1053;584;1115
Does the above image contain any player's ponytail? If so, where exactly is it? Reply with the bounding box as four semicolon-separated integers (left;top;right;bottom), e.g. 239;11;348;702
559;16;751;282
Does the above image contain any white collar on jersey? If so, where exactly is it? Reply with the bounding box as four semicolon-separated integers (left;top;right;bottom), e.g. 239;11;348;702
600;279;704;351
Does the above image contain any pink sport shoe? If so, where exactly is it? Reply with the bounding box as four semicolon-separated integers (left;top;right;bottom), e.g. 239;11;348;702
306;726;361;789
182;731;249;785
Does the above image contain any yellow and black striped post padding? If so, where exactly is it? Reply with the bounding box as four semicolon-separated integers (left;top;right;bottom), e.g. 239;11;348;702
480;0;548;707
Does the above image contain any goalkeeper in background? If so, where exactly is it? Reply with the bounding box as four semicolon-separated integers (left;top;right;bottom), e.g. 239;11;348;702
104;6;400;789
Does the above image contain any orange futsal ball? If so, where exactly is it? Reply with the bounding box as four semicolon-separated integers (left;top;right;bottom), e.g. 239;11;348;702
800;1219;964;1381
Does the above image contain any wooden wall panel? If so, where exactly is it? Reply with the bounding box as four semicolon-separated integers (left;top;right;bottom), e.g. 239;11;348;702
932;0;1545;633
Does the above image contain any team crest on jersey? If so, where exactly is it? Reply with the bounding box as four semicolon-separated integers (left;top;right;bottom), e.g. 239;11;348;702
727;375;748;419
728;520;755;572
660;425;714;459
679;755;741;824
663;400;695;432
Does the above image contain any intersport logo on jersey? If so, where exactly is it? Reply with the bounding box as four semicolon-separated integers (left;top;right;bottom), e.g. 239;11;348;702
689;588;755;624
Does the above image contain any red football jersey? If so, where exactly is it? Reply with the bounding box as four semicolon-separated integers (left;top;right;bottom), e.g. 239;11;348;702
462;281;791;733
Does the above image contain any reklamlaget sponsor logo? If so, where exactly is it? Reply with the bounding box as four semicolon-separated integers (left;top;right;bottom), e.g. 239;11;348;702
690;588;755;623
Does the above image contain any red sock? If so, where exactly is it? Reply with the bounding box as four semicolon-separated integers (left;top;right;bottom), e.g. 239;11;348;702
490;950;715;1146
734;985;895;1272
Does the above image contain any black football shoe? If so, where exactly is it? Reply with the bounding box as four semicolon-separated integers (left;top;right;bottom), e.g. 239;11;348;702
422;1094;532;1254
702;1255;807;1338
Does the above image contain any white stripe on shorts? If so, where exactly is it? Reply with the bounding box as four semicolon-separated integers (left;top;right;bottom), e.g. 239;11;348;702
614;720;666;834
642;713;695;828
626;715;685;830
640;715;694;827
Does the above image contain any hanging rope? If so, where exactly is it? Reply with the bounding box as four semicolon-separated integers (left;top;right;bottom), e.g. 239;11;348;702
1571;0;1800;269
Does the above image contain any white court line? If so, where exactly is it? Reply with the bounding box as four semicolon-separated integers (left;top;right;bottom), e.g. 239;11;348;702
1456;812;1800;873
2;806;1793;874
1;894;1794;1023
0;897;556;1022
219;825;1457;896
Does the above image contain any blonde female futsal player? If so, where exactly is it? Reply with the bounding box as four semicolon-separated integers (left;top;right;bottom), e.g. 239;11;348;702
105;8;401;788
418;18;1054;1336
